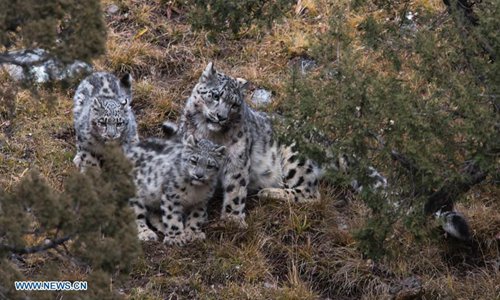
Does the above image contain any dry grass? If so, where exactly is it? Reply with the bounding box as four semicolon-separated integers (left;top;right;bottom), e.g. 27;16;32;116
1;0;499;299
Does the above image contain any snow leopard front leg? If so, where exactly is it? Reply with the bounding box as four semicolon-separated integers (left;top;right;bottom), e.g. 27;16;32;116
220;149;251;228
73;148;100;172
184;205;208;242
161;188;189;246
129;197;158;241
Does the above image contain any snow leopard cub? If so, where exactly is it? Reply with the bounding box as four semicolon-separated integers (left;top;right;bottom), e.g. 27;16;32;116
169;62;322;228
73;72;138;171
125;135;226;245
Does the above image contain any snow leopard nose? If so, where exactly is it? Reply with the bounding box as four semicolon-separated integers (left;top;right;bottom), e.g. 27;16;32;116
216;113;227;122
106;127;119;139
194;170;205;179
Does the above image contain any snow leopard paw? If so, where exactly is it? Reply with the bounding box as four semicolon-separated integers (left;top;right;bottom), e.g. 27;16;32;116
138;228;158;241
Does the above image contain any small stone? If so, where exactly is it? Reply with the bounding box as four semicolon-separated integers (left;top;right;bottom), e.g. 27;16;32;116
401;11;418;34
107;4;120;15
1;48;92;83
390;276;423;300
250;88;273;106
263;282;277;289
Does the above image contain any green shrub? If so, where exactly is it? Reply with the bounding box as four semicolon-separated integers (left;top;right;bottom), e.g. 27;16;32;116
0;0;106;63
185;0;294;38
281;0;499;258
0;146;141;299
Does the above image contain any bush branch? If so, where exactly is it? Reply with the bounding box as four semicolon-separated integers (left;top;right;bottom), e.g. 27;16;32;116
369;132;492;214
0;235;73;255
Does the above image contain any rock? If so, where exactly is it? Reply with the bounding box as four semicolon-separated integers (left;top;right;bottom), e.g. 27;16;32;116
401;11;418;34
1;48;92;83
263;282;277;289
250;88;273;106
390;276;423;300
107;4;120;15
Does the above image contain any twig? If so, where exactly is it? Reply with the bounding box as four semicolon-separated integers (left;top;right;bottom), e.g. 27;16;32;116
427;10;450;31
390;150;420;176
367;131;420;176
0;235;73;255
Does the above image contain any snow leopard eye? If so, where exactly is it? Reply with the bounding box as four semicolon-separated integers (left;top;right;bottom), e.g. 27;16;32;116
212;92;220;102
207;161;217;169
190;157;198;165
231;102;239;110
98;119;106;126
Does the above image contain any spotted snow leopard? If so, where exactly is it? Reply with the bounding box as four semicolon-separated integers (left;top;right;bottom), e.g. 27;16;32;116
165;62;322;227
73;72;138;171
125;135;226;245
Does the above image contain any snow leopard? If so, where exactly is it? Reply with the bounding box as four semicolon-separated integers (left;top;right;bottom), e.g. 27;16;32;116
167;62;323;227
435;209;472;242
125;135;226;245
73;72;139;171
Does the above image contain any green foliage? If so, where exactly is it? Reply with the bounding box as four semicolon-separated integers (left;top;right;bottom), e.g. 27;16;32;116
354;215;392;259
185;0;294;37
0;146;141;299
0;0;106;62
281;1;499;258
0;76;17;120
359;16;382;50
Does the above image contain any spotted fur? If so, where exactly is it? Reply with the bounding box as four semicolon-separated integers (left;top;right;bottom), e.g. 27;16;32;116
73;72;138;171
125;136;226;245
435;209;472;241
172;62;322;227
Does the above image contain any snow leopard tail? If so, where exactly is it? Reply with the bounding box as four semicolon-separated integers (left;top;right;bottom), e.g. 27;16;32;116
258;143;323;203
161;121;179;138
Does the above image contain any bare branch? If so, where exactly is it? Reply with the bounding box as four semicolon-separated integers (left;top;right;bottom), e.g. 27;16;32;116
0;235;73;255
367;131;492;215
390;150;421;177
367;131;421;176
424;163;487;214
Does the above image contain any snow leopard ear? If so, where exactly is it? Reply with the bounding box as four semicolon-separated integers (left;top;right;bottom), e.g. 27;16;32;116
200;62;216;83
236;78;249;90
214;146;226;157
92;98;104;110
185;135;196;148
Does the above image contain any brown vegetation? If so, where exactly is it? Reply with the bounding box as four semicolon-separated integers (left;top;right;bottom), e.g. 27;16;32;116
1;0;498;299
